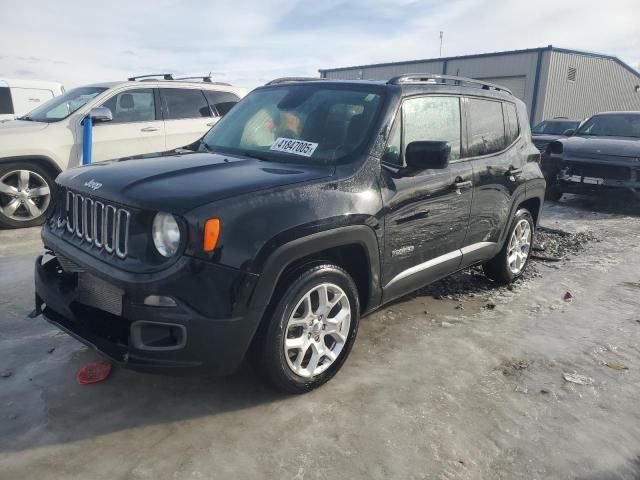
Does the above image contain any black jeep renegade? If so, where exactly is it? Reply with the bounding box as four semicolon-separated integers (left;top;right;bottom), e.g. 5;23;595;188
35;74;545;393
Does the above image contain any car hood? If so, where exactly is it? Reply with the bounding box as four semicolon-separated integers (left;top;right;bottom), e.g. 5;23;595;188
560;136;640;158
0;119;49;134
56;151;336;214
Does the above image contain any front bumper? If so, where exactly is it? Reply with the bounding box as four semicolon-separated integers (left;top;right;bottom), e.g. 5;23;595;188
543;155;640;196
34;248;261;375
557;174;640;196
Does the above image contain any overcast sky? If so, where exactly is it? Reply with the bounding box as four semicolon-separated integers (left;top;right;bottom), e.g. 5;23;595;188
0;0;638;89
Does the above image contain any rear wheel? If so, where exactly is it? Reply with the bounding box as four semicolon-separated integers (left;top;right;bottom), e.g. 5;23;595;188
483;209;534;284
0;162;54;228
251;264;360;394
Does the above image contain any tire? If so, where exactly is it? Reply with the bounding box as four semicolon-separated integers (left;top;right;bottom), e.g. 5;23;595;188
545;187;563;202
250;264;360;394
483;208;534;285
0;162;54;229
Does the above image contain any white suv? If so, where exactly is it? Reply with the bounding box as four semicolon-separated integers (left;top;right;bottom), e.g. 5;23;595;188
0;76;246;228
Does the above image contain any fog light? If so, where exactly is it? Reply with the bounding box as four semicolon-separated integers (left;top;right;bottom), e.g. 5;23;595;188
144;295;177;307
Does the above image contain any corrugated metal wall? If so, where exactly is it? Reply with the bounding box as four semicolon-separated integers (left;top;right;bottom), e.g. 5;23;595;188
321;52;539;115
322;60;444;81
320;49;640;125
540;52;640;122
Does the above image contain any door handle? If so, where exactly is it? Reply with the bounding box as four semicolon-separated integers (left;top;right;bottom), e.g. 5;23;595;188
140;127;159;132
505;166;522;176
453;177;473;191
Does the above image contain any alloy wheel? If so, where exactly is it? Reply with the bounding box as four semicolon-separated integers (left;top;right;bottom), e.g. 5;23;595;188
283;282;351;379
507;218;532;275
0;169;51;222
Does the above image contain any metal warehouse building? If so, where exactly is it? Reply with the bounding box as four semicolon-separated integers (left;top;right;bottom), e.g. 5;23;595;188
319;45;640;125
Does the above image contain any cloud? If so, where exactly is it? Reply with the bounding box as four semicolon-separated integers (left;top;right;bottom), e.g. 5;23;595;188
0;0;638;90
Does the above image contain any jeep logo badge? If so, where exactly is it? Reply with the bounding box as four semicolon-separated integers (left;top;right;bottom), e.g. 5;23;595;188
84;179;102;191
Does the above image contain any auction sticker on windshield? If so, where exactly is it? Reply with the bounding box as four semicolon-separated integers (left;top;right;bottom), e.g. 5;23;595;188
270;137;318;157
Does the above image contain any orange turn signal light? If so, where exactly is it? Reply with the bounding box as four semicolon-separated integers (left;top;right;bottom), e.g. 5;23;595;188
203;218;220;252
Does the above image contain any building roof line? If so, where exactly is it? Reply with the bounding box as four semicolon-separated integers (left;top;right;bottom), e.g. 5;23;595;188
319;45;640;79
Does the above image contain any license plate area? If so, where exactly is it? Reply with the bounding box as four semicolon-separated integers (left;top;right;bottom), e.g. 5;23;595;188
76;273;124;316
565;174;604;185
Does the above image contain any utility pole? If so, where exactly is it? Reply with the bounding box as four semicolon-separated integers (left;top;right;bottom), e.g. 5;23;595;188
439;31;444;57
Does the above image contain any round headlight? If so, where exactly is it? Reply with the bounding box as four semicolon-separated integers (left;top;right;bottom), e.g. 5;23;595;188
152;212;181;257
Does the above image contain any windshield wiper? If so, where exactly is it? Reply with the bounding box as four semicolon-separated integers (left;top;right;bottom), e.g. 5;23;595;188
237;150;270;161
19;115;33;121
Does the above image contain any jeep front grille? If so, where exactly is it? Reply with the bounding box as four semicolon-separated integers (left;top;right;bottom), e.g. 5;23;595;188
64;190;130;259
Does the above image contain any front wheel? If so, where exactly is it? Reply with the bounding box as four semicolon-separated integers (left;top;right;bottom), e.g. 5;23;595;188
0;162;54;228
251;264;360;394
483;209;534;284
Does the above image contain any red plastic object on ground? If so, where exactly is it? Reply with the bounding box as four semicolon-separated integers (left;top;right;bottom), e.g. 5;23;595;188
76;360;112;384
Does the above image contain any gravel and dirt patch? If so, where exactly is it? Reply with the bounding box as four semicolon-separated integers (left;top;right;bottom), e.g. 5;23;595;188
414;225;599;302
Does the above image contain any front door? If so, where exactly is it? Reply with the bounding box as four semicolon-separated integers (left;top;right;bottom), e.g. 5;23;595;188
91;87;166;162
380;95;473;303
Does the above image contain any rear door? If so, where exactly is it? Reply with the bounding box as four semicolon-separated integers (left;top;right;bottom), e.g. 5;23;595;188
461;97;525;264
91;87;166;162
160;88;216;149
381;95;473;302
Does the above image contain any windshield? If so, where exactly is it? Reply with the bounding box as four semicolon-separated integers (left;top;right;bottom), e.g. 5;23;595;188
575;114;640;138
202;85;384;164
20;86;107;122
532;120;579;135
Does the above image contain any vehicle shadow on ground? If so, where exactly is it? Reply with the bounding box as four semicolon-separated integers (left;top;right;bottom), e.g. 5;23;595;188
575;456;640;480
1;346;289;454
555;193;640;217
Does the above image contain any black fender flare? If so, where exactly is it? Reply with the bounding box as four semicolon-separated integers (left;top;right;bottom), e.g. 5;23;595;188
248;225;382;318
0;155;62;177
496;187;541;248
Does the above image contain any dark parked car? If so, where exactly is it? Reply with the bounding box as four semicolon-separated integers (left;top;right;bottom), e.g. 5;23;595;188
542;111;640;201
34;74;545;393
531;118;581;152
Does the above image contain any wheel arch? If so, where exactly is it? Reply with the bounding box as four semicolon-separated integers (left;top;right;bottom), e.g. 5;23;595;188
0;155;62;179
249;225;382;322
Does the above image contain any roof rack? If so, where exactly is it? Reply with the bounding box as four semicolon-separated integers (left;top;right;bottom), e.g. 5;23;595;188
174;76;232;86
387;73;512;95
128;74;174;81
265;77;326;86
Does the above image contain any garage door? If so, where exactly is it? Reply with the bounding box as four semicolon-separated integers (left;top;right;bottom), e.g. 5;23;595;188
478;76;526;101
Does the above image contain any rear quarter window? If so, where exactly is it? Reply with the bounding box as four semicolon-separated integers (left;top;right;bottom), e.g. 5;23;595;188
0;87;14;114
203;90;241;116
503;102;520;145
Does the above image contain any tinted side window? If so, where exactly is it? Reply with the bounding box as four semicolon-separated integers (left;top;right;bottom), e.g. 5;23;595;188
402;96;461;160
203;90;240;116
467;98;506;156
162;88;211;120
504;102;519;145
0;87;14;114
101;89;155;123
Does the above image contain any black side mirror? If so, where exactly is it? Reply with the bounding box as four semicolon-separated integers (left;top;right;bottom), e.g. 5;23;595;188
87;106;113;123
562;128;575;137
405;141;450;169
